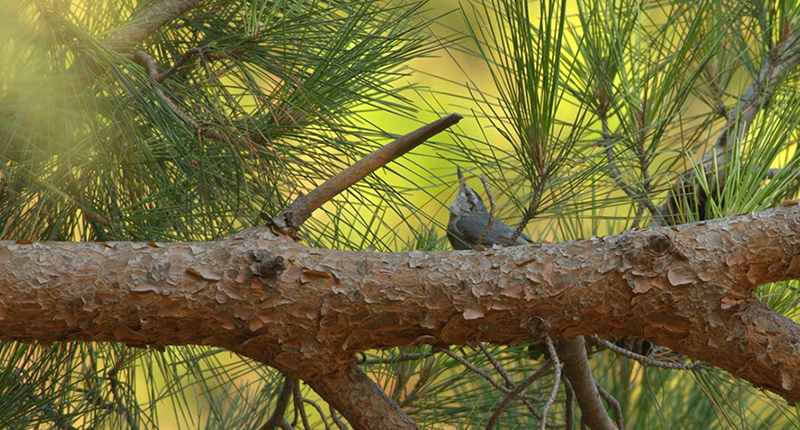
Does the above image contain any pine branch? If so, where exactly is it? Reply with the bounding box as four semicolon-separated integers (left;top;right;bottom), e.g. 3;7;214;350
103;0;201;52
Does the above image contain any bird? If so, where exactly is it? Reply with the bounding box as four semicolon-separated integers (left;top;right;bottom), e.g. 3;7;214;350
447;167;532;250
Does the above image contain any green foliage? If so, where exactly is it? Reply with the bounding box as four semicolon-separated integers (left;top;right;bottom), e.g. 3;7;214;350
0;0;438;246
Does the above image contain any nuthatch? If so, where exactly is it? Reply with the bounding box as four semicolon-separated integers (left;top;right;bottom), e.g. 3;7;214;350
447;167;532;250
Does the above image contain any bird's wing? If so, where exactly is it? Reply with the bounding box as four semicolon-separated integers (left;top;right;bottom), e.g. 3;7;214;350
486;219;532;246
455;214;531;247
452;213;488;246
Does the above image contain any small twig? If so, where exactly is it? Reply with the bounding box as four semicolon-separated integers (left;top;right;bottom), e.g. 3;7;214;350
129;50;223;140
103;0;201;52
595;382;624;430
389;359;410;401
588;335;703;370
485;357;555;430
540;335;561;430
509;177;544;245
106;348;139;430
438;348;506;391
704;63;730;122
398;356;438;409
259;375;297;430
360;351;436;365
155;47;207;82
597;108;662;222
563;376;575;430
634;100;656;216
591;73;661;223
477;343;549;423
293;379;312;430
476;174;496;247
437;347;547;402
270;113;463;237
329;406;349;430
478;343;511;386
605;145;662;221
302;398;331;430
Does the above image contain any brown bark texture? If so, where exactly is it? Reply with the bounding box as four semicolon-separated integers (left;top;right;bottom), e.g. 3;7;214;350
1;205;800;406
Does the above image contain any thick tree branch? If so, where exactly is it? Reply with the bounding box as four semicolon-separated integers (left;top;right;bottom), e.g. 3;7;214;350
1;206;800;407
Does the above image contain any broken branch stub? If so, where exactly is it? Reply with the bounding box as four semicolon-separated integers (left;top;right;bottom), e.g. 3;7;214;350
269;113;463;237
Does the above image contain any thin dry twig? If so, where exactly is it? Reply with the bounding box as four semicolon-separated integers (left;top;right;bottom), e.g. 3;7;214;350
437;347;548;402
478;343;553;423
103;0;201;52
588;335;703;370
259;375;296;430
476;344;553;424
360;351;436;365
301;398;331;430
389;359;410;401
595;382;624;430
329;406;349;430
293;379;311;430
563;376;575;430
105;348;138;430
540;335;561;430
485;357;556;430
595;100;662;222
438;348;507;391
154;46;207;82
269;113;463;237
509;177;545;245
478;343;512;387
129;50;224;140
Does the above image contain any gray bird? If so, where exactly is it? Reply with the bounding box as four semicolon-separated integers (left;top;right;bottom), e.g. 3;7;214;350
447;167;532;250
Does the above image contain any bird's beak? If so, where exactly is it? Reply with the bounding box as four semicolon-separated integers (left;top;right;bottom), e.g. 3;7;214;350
456;166;464;184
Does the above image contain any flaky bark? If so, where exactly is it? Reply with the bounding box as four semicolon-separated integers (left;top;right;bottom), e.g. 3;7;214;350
2;205;800;426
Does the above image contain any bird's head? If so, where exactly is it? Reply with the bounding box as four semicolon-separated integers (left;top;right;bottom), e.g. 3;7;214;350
449;167;487;216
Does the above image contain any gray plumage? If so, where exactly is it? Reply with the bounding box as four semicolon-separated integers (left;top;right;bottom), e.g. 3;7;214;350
447;167;532;250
